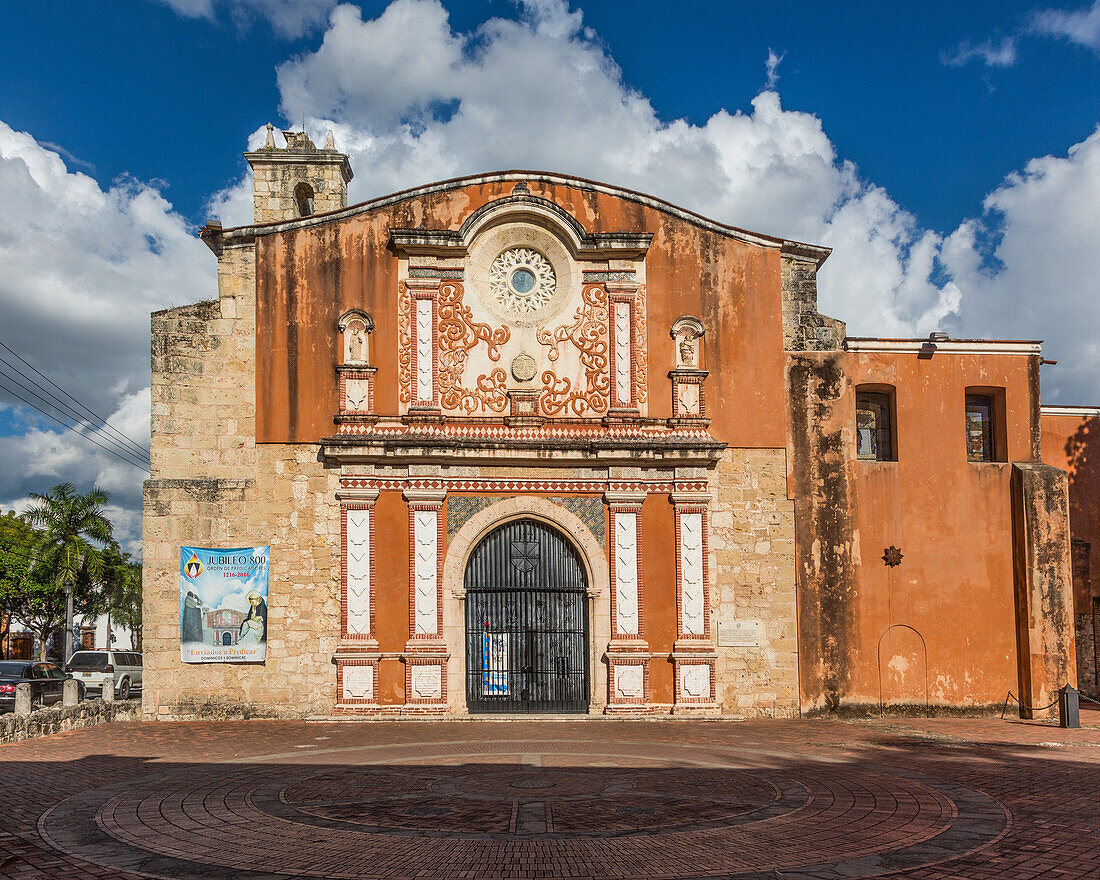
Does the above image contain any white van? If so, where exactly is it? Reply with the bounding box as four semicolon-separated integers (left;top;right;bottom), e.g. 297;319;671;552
66;650;142;699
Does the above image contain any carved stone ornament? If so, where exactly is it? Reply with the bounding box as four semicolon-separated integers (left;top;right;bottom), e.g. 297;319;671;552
338;310;374;365
489;247;556;315
670;315;706;369
511;353;538;382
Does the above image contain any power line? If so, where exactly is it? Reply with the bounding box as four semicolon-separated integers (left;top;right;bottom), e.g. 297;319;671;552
0;363;150;469
0;339;149;458
0;377;150;472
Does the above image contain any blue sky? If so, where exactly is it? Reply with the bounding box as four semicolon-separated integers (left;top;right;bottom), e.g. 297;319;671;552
0;0;1098;550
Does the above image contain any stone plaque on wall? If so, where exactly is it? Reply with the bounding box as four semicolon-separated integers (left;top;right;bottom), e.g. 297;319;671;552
718;619;762;648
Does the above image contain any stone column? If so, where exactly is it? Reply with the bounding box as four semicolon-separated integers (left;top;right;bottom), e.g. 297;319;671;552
334;488;381;713
403;488;448;712
671;492;719;714
605;491;651;712
63;678;80;707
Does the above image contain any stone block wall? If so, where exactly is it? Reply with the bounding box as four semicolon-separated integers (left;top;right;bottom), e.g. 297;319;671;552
781;256;845;351
709;448;799;717
144;240;342;718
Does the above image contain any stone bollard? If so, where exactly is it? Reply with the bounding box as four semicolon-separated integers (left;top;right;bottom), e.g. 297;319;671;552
63;679;80;707
14;682;32;715
102;678;115;703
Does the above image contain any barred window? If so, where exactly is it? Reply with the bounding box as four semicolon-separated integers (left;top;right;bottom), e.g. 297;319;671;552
856;391;894;461
965;394;996;462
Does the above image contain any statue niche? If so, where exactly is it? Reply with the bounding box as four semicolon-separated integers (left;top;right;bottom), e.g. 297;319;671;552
337;310;376;417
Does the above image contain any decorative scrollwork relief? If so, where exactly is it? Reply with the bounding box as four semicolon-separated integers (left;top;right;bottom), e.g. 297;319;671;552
536;284;610;416
397;282;413;404
489;247;556;315
437;281;511;413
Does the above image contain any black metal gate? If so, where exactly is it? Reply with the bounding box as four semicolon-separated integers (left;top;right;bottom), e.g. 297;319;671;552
465;519;589;713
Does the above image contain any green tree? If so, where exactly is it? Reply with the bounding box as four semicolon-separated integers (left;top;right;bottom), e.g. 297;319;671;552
0;513;36;658
100;543;142;650
23;483;113;661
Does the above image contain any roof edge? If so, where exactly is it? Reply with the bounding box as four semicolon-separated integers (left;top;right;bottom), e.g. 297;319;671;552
845;337;1043;356
208;169;831;264
1040;404;1100;418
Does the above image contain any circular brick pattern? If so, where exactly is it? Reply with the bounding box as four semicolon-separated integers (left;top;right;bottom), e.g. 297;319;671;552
40;739;1007;879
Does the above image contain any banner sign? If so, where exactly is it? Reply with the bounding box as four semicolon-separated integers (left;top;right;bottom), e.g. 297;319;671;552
180;546;270;663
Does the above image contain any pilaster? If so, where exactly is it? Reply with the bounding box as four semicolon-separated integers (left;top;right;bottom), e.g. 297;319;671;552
403;487;448;712
671;491;719;714
605;490;652;712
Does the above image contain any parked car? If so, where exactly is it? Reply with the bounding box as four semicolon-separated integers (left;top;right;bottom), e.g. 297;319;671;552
0;661;83;712
66;650;142;699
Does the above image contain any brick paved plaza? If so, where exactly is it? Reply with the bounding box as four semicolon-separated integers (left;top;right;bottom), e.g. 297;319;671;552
1;714;1099;879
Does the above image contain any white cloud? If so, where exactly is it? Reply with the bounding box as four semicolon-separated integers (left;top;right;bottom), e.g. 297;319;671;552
207;0;1099;407
151;0;337;38
940;127;1100;402
943;37;1019;67
945;1;1100;67
1031;0;1100;52
0;121;216;554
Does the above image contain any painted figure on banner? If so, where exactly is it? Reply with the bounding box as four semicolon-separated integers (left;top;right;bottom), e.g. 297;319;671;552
179;546;270;663
238;591;267;645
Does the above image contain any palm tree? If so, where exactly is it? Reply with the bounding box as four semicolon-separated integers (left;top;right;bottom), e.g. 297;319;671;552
24;483;113;662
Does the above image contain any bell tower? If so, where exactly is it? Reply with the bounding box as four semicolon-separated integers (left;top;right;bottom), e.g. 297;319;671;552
244;124;353;224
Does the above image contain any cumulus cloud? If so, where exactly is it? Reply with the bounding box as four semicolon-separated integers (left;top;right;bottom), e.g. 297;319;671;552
151;0;337;38
1031;0;1100;52
204;0;1100;406
0;121;216;551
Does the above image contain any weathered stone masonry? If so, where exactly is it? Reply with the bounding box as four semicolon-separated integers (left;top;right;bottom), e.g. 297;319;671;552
143;129;1082;720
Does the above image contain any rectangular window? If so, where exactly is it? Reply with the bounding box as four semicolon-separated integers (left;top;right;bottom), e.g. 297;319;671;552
965;394;996;462
856;390;895;461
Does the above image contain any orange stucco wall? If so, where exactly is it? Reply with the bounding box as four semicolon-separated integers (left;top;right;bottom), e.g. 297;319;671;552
640;494;677;706
253;179;787;448
1041;412;1100;610
792;349;1042;709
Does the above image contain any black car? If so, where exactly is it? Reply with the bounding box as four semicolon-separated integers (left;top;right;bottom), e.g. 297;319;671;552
0;661;84;712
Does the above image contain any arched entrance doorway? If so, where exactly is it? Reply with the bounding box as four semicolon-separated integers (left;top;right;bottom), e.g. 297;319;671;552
464;519;589;713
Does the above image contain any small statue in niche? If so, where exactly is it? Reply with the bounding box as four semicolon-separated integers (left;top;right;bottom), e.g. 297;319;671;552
678;336;697;368
347;322;367;363
670;315;705;369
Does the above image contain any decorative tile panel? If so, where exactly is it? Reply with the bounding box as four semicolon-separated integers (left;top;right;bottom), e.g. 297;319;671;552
446;495;605;547
413;509;439;635
342;665;374;700
346;509;371;636
680;512;705;635
613;512;639;635
415;298;433;403
411;664;442;700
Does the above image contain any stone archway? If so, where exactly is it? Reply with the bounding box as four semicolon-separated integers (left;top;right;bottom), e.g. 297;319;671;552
443;497;610;714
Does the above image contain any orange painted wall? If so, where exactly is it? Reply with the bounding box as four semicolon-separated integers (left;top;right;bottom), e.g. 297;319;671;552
252;179;788;448
373;490;408;705
1041;412;1100;610
640;494;677;705
841;351;1039;706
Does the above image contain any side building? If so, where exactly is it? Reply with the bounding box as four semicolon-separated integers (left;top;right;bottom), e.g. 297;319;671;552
142;130;1078;718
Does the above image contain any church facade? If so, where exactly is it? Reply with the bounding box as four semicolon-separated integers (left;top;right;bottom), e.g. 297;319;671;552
141;130;1084;719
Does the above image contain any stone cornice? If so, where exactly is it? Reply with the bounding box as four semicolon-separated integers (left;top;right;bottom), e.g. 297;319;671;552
205;170;830;264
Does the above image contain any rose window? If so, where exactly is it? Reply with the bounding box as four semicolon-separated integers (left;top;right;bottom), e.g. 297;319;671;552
489;248;556;315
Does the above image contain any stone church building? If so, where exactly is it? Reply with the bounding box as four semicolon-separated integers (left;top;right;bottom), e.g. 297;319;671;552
142;129;1089;719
